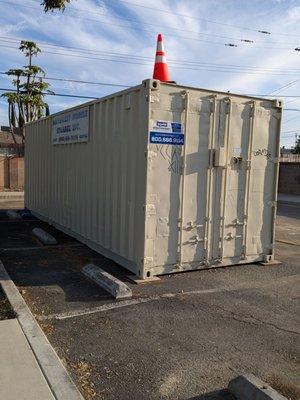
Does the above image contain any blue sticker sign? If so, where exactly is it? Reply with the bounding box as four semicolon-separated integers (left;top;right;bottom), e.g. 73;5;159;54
149;120;184;145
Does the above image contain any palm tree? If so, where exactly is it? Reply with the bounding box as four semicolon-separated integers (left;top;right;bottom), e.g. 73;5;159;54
1;41;53;149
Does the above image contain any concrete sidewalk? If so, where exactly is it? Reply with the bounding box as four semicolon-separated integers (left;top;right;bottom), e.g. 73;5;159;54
0;318;54;400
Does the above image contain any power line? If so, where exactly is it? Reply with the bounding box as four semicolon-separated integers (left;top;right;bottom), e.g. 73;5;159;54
0;0;299;50
246;95;300;98
281;130;300;133
0;72;130;88
0;0;259;45
1;43;300;77
105;0;300;38
282;115;300;124
13;0;300;46
0;88;97;99
27;0;300;38
1;36;300;75
267;79;300;95
281;133;299;138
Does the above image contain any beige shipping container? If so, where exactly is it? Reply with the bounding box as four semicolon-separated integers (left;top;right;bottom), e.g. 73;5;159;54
25;79;282;279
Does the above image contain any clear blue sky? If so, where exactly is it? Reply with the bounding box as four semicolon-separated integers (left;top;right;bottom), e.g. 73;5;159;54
0;0;299;147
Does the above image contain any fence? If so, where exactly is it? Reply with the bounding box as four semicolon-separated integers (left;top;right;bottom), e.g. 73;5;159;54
0;156;24;190
278;161;300;195
279;154;300;162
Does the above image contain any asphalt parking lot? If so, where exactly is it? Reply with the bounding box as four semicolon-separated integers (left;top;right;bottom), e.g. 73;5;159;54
0;200;299;400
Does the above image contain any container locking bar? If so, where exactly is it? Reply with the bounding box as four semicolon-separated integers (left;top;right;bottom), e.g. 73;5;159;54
178;91;190;265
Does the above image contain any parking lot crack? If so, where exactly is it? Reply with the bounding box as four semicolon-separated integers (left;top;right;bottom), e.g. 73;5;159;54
201;301;300;336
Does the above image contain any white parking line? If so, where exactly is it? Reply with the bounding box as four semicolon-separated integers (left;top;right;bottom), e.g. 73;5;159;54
42;287;229;320
42;297;157;320
40;275;299;321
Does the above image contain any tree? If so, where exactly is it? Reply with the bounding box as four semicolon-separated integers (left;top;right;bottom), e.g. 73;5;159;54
41;0;71;12
1;41;53;148
292;137;300;154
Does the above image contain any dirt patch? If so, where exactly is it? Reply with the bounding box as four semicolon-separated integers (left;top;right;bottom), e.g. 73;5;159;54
0;287;15;320
266;373;300;400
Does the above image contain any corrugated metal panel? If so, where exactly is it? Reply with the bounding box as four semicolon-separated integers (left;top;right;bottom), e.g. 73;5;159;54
26;85;150;277
25;79;282;279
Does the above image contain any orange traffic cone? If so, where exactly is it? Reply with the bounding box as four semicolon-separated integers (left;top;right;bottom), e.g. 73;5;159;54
153;33;170;82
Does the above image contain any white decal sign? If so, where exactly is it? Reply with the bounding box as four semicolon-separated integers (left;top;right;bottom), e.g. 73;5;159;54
52;106;89;144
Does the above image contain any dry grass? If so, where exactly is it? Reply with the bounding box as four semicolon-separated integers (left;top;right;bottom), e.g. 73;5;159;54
39;321;54;336
69;360;100;400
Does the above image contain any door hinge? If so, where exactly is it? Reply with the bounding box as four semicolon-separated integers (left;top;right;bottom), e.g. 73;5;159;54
245;160;251;169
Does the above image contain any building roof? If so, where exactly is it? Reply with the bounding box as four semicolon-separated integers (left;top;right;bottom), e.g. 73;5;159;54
0;130;23;146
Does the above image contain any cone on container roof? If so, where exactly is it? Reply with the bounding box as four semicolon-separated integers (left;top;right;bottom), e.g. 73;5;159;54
153;33;170;82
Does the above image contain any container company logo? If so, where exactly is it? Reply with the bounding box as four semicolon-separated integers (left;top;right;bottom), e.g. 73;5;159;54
150;120;184;146
52;107;89;145
156;121;168;128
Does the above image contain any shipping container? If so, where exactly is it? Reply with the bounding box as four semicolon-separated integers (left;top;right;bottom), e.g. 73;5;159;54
25;79;282;279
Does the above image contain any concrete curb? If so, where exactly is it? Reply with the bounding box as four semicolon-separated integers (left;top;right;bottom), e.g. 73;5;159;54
82;263;132;299
228;374;287;400
32;228;57;245
0;260;84;400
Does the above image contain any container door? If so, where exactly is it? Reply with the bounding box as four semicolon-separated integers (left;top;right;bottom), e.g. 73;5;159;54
210;100;253;262
146;92;279;274
210;99;279;263
145;92;214;271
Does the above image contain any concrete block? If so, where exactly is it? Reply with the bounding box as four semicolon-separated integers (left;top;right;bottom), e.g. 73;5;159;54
228;374;287;400
32;228;57;245
82;264;132;299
